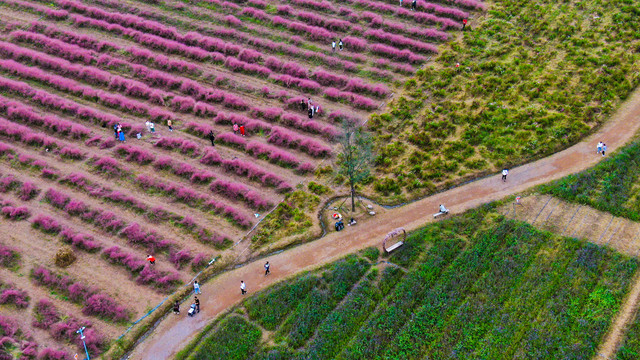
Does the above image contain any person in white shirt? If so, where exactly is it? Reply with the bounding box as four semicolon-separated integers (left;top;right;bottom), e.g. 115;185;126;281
240;280;247;295
597;141;603;154
502;169;509;182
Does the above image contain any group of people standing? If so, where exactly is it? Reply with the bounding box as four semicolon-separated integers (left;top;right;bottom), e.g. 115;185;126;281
331;39;344;52
597;141;608;156
398;0;418;10
113;123;126;142
170;262;271;317
232;123;246;136
301;98;320;119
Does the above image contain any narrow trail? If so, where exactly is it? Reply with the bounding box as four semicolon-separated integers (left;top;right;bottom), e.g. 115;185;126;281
129;87;640;359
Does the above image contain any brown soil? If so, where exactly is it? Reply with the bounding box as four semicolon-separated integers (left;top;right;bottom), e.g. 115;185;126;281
128;72;640;360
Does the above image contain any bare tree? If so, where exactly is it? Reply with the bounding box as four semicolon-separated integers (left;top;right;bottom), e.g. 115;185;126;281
337;121;373;212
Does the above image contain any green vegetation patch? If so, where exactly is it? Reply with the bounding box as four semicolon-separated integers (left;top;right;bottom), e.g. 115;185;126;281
183;209;638;359
186;316;261;360
371;0;640;201
251;190;320;247
539;139;640;220
616;297;640;360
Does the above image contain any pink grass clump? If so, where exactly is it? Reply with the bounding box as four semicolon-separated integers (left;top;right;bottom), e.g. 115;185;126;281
1;205;30;220
31;214;62;234
37;348;70;360
33;298;60;328
200;149;222;166
0;285;29;308
120;223;173;252
58;146;86;160
0;174;18;193
116;144;156;165
0;243;19;268
91;156;128;177
19;181;39;201
83;293;129;322
190;169;215;184
61;228;102;253
169;249;193;270
102;246;146;273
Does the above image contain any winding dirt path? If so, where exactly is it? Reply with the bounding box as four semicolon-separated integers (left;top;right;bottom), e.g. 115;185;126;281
128;87;640;359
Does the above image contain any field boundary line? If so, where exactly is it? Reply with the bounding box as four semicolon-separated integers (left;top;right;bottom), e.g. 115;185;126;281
562;205;583;236
531;196;553;225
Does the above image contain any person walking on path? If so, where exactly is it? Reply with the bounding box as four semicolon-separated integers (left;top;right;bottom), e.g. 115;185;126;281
597;141;603;154
411;0;416;10
208;130;215;146
147;255;155;265
194;296;200;313
502;168;509;182
399;0;403;6
264;261;270;276
239;125;245;137
240;280;247;295
167;119;173;132
338;39;343;51
193;280;201;294
332;40;336;52
602;143;607;157
173;301;180;315
462;18;467;30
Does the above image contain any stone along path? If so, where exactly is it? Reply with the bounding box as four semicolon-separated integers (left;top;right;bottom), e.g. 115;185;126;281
129;88;640;359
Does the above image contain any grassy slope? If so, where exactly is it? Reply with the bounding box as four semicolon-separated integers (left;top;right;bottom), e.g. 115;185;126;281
178;207;639;359
369;0;640;203
539;138;640;220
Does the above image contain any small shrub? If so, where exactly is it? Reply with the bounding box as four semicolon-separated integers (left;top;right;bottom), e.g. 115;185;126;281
54;247;77;268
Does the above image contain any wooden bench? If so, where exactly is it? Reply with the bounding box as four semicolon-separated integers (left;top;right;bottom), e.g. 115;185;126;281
385;241;404;253
433;210;449;218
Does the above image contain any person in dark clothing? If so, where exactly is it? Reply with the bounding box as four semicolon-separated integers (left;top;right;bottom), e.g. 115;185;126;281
113;123;119;139
308;108;313;119
264;261;270;276
173;301;180;315
194;296;200;313
208;131;215;146
300;99;306;111
411;0;416;10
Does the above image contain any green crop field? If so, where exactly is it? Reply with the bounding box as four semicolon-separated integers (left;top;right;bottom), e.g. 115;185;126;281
178;208;638;359
370;0;640;202
539;139;640;221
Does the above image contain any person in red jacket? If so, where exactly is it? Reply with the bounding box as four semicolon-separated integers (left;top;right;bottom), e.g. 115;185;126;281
462;18;468;30
147;255;156;265
239;125;245;136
